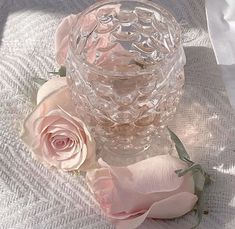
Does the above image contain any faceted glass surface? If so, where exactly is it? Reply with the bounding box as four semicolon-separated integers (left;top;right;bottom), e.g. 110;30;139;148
67;0;186;165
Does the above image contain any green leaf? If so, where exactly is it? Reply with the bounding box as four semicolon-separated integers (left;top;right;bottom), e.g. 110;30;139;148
193;170;206;192
32;77;47;85
168;128;214;229
167;127;191;163
48;66;66;77
175;163;202;177
48;71;59;75
191;191;204;229
58;66;66;77
191;169;207;228
205;174;215;184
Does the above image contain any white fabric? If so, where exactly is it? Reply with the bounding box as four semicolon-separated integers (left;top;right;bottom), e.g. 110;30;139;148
0;0;235;229
206;0;235;110
219;64;235;110
206;0;235;65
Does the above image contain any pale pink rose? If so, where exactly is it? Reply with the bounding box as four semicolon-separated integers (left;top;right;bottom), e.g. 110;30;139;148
21;77;96;171
36;77;67;103
55;4;135;68
86;155;198;229
55;14;78;65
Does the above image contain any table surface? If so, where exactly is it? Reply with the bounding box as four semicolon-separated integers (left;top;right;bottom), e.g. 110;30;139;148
0;0;235;228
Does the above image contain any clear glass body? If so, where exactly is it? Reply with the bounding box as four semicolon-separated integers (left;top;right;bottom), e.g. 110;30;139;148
67;0;186;165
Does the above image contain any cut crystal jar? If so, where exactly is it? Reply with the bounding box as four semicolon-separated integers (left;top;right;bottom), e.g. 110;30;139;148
66;0;186;165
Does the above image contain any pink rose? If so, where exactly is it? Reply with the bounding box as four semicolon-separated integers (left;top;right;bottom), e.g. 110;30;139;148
55;4;135;68
21;77;96;171
55;14;78;65
86;155;198;229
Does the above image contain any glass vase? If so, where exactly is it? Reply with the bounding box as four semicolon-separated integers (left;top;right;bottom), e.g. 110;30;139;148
66;0;186;165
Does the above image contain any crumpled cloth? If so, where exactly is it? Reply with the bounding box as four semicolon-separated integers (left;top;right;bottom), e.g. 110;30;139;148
206;0;235;66
0;0;235;229
206;0;235;110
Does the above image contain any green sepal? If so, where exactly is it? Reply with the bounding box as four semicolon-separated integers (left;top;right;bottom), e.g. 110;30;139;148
167;127;191;164
191;190;204;229
167;127;214;229
32;77;47;85
58;66;66;77
49;66;66;77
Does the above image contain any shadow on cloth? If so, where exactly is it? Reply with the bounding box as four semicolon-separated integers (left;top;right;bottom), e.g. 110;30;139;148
0;0;97;46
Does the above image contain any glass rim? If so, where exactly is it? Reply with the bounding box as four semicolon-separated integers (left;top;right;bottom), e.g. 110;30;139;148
68;0;182;77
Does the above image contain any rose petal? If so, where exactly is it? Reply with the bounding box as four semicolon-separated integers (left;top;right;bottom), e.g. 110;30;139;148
47;121;81;142
113;192;198;229
37;88;76;115
55;144;77;161
21;87;71;144
48;126;80;145
99;155;188;194
34;115;60;135
41;137;60;167
53;108;97;166
54;4;121;65
51;136;73;150
55;108;91;141
55;14;79;65
37;77;67;104
44;114;87;152
21;82;96;171
22;87;80;143
94;157;195;216
77;139;96;170
86;168;111;189
59;143;87;171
